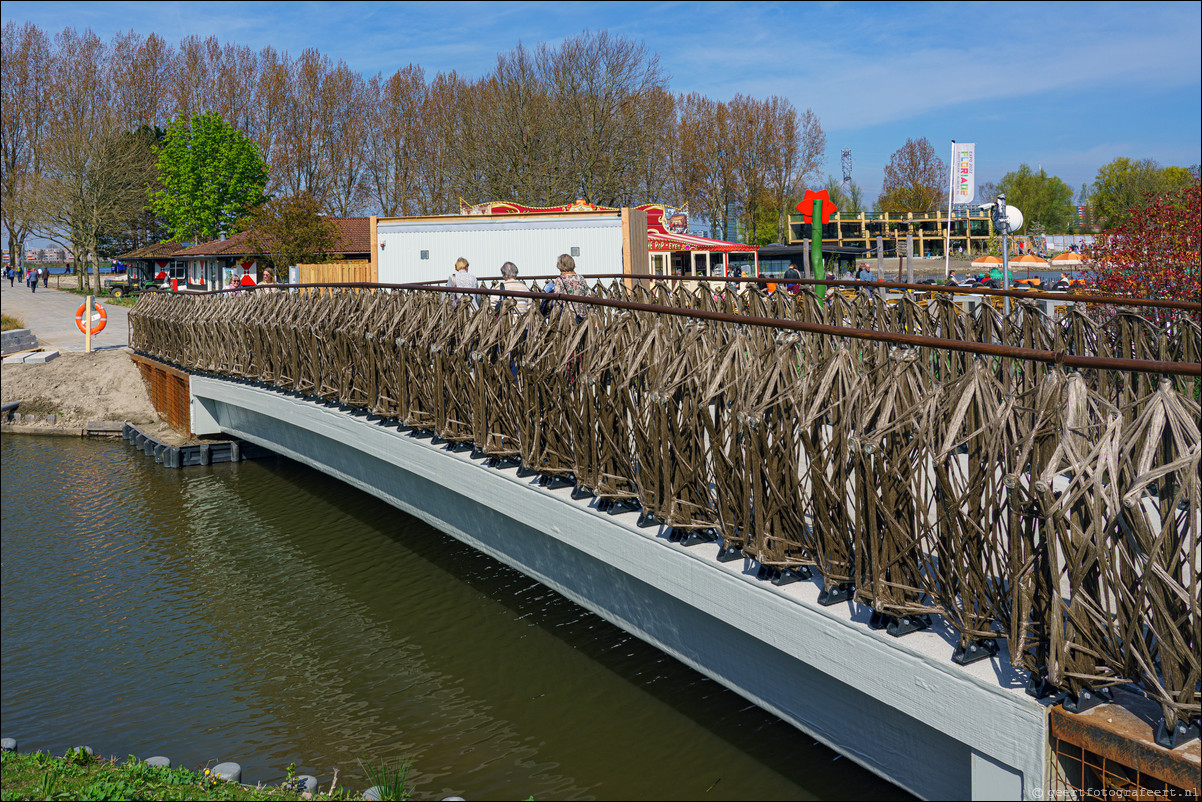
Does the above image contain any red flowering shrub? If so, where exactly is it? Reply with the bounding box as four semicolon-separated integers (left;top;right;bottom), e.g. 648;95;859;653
1087;180;1200;307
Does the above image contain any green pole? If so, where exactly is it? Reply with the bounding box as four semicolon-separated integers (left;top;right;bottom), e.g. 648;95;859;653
812;198;825;301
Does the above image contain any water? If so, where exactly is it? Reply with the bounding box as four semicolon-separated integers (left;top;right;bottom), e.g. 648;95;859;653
1;435;911;800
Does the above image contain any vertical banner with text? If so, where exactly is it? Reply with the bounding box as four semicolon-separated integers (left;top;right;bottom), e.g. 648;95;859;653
954;143;976;205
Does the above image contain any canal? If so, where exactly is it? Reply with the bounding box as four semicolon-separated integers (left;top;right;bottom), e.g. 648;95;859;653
1;435;912;800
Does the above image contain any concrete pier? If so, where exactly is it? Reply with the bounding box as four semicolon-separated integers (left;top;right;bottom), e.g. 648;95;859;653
190;375;1048;800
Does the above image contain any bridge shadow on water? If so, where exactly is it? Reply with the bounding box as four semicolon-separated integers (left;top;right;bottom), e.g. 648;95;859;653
246;446;916;800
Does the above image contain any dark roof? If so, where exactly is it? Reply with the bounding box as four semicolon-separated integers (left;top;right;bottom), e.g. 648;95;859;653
174;217;372;259
117;242;187;260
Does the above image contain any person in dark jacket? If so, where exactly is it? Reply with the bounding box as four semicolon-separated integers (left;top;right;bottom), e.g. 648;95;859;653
27;267;38;293
783;262;802;294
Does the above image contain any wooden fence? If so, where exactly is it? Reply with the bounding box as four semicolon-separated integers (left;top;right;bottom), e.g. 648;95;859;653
296;260;373;293
129;281;1200;741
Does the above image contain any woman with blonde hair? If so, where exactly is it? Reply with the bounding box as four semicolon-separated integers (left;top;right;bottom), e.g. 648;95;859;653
447;256;478;307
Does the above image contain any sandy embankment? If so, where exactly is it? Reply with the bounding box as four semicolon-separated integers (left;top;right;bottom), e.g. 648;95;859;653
0;349;189;443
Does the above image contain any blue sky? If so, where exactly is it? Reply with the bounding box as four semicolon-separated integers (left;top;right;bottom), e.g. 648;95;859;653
3;0;1200;215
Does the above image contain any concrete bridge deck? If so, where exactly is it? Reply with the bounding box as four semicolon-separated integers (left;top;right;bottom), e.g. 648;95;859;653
191;374;1045;801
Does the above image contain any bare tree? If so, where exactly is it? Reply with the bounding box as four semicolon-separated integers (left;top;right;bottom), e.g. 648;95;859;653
878;136;946;214
365;65;427;216
545;30;667;205
324;63;369;216
1;22;51;273
33;29;155;293
766;103;825;242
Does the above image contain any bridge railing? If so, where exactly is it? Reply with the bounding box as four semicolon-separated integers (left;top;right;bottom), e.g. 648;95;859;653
130;282;1200;742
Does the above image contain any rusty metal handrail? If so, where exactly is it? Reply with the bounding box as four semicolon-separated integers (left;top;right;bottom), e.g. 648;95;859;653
149;282;1201;377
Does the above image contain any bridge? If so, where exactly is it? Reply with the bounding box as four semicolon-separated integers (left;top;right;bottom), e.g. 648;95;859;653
129;278;1201;800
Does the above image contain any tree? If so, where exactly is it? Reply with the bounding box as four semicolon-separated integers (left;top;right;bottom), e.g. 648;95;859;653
97;125;168;257
878;137;945;214
826;175;865;217
29;29;157;294
995;164;1075;233
1090;157;1193;230
243;192;338;271
1;22;51;273
151;111;268;242
1088;179;1200;311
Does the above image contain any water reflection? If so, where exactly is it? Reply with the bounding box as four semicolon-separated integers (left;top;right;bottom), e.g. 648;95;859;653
1;436;911;800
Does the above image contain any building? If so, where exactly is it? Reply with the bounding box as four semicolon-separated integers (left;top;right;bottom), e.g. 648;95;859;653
373;207;648;285
788;208;997;258
167;218;371;291
116;242;189;287
459;199;760;278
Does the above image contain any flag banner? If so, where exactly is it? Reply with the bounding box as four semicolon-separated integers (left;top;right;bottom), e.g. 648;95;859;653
954;143;975;204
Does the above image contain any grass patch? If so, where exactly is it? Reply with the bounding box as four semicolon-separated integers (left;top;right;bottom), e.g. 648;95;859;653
58;287;139;308
1;313;25;332
10;396;62;416
0;749;357;801
359;757;414;801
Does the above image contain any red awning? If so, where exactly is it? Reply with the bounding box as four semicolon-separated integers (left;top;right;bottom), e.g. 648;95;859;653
648;232;758;253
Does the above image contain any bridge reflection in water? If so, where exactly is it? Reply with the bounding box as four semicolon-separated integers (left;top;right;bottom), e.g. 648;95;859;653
130;279;1200;800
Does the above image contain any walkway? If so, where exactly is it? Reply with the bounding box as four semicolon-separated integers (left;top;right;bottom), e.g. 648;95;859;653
0;278;130;352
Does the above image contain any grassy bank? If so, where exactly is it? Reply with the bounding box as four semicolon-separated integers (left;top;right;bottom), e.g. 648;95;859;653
0;749;375;801
1;313;25;332
55;286;140;308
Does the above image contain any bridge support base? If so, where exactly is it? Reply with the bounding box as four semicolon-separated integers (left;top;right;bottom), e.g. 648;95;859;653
952;638;1000;666
817;582;854;606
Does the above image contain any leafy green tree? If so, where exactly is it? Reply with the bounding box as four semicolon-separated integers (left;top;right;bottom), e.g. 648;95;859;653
995;164;1075;233
1090;157;1193;229
151;112;268;243
825;175;865;216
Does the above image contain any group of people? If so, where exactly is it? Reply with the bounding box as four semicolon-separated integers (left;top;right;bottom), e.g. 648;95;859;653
447;254;589;322
222;267;276;293
6;265;49;291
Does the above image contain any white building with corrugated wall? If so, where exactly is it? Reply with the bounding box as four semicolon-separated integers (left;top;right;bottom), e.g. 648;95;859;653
372;209;648;285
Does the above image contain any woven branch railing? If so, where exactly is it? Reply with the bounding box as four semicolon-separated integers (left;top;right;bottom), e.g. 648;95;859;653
130;283;1201;736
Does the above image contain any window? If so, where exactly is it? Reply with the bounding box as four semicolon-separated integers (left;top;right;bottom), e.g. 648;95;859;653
189;260;203;284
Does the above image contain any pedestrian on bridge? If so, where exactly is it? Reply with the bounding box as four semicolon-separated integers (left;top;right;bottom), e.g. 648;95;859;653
497;261;530;314
447;256;479;308
541;254;589;324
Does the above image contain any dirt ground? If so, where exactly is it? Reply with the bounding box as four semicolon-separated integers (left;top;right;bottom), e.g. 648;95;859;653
2;348;158;426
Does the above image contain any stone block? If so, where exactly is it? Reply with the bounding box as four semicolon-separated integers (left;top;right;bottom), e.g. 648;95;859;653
23;350;59;364
2;354;27;364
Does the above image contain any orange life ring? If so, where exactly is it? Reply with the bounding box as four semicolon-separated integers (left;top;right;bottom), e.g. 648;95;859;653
75;302;108;335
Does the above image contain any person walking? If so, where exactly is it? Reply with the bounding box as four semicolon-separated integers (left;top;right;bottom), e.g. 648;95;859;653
447;256;478;308
496;261;530;314
783;262;802;294
41;267;49;288
540;254;589;323
27;267;38;293
6;266;13;287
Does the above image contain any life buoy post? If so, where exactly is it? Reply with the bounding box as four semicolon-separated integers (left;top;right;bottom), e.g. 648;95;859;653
76;298;107;352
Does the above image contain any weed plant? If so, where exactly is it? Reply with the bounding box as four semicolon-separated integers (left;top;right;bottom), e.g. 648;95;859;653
0;749;356;801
